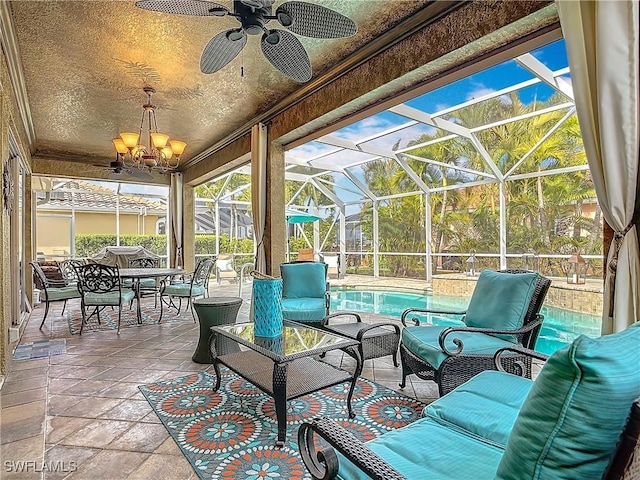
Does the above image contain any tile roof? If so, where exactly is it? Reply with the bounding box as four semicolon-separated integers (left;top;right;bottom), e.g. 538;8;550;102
36;180;165;214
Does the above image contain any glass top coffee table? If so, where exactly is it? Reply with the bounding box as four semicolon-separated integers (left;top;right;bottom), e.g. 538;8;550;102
209;320;362;446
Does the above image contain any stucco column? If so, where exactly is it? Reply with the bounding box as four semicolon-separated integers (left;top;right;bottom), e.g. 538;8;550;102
264;140;286;276
183;183;195;273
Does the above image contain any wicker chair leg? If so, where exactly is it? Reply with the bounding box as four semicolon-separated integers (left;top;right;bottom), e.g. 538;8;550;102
61;300;67;316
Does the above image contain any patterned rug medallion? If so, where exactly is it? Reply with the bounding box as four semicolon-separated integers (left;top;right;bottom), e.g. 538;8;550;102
140;369;425;479
66;304;192;334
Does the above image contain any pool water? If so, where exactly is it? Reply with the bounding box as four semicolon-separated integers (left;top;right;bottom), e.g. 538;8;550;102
330;288;602;355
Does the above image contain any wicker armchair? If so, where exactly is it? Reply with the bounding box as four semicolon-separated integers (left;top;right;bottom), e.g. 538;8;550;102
399;269;551;396
280;261;330;327
298;336;640;480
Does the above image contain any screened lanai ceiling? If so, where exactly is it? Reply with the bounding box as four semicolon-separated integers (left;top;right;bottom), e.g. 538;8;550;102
275;38;581;214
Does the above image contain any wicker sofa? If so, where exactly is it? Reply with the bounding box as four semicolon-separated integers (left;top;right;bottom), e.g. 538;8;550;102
299;322;640;480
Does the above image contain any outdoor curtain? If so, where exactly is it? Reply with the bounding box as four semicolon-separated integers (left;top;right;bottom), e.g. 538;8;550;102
251;123;268;274
558;0;640;332
170;172;184;268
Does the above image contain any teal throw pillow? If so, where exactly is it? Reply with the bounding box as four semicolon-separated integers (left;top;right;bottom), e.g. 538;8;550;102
495;323;640;479
464;269;539;342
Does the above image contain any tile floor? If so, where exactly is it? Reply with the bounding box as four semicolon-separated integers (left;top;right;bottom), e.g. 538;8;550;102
1;281;438;479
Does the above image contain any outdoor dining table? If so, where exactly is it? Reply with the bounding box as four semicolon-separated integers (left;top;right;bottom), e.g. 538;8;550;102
119;267;184;323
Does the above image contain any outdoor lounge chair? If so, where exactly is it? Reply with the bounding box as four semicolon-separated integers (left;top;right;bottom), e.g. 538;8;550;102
280;261;330;327
216;253;238;284
323;253;340;279
399;268;551;396
30;261;82;329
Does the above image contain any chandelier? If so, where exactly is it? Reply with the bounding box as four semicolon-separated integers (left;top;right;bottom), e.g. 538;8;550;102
112;87;187;172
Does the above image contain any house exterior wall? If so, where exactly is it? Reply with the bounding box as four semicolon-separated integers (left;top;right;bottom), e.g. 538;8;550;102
35;209;160;257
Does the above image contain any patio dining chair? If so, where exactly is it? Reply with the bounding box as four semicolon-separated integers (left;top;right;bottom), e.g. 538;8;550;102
399;269;551;396
58;259;86;286
74;263;135;334
280;261;330;327
159;257;215;322
30;261;81;329
127;257;161;307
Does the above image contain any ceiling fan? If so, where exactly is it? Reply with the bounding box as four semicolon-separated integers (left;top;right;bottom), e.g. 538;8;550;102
91;160;153;181
135;0;358;82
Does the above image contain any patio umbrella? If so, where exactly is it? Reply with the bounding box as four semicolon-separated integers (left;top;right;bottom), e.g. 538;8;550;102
285;209;321;261
285;208;321;224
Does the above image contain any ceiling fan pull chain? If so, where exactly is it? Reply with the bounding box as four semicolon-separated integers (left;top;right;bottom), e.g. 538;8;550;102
241;49;245;78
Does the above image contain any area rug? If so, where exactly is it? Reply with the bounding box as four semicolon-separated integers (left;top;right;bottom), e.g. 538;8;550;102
67;304;193;335
13;339;67;360
140;369;425;479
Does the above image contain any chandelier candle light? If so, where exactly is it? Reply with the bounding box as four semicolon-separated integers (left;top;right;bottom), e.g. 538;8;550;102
113;87;187;172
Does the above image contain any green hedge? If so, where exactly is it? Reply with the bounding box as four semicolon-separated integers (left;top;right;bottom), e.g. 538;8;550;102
75;235;167;257
75;234;255;258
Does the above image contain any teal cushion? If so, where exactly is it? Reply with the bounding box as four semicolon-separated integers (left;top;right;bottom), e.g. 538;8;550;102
336;417;503;480
496;323;640;479
402;325;516;369
424;370;533;448
281;298;326;322
163;283;205;297
84;290;135;306
281;263;326;299
43;285;81;301
138;278;157;288
465;269;539;341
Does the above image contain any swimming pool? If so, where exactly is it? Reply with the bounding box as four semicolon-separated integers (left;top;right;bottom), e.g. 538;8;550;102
330;287;602;355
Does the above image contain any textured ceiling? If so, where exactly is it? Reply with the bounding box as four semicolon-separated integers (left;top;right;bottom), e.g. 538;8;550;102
9;0;431;166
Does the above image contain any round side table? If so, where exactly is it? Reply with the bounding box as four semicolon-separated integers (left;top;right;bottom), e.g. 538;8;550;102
192;297;243;363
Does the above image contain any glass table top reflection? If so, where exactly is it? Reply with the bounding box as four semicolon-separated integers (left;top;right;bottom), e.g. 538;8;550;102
211;320;357;362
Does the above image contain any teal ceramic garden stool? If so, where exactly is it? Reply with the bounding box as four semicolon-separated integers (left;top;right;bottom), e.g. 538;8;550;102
192;297;242;363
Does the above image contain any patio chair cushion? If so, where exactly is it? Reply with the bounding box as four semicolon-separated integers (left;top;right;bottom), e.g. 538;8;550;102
163;283;205;297
496;322;640;479
464;269;538;341
42;285;81;301
282;298;326;322
336;416;503;480
423;370;533;448
401;325;516;369
138;278;157;288
281;262;326;298
83;290;135;306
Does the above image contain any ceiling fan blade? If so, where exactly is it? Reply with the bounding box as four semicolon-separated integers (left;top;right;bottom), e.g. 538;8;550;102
276;1;357;39
261;29;311;83
135;0;229;16
200;29;247;74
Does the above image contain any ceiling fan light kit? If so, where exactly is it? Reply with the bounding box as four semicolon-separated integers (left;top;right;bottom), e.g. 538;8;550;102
112;86;187;173
135;0;357;83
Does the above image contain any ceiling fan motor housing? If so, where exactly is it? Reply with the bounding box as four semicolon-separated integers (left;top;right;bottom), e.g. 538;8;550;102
234;0;271;35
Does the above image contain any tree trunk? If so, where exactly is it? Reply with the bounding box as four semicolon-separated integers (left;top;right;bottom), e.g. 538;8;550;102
536;173;550;247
